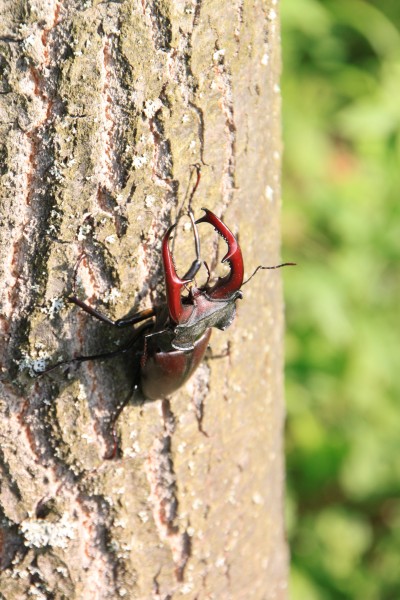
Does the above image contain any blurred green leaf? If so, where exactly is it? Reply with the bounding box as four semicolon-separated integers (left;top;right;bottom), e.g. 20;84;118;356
283;0;400;597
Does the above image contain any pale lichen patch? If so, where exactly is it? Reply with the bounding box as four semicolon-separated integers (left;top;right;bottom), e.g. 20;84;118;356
20;514;77;549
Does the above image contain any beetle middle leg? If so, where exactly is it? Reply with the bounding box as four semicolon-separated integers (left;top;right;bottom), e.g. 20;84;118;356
205;340;232;361
40;319;151;458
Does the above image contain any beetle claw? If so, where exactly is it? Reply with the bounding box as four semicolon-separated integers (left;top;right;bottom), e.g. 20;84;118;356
195;208;244;299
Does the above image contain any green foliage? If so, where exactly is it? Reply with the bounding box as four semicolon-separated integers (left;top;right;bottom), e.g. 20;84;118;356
282;1;400;597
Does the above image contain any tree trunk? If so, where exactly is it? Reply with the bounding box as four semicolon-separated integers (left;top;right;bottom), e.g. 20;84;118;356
0;1;287;597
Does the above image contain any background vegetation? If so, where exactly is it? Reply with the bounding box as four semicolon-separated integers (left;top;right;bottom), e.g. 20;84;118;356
281;1;400;598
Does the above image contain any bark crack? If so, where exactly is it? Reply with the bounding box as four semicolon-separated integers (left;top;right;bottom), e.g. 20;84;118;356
4;393;118;596
145;399;191;584
1;0;65;373
141;0;172;53
212;43;237;211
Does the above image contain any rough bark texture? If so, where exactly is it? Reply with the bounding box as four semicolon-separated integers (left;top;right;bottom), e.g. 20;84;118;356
0;0;287;598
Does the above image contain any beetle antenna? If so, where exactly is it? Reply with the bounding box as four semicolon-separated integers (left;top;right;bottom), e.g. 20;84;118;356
242;262;296;286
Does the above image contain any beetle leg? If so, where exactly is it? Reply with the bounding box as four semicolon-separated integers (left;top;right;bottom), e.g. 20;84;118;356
162;216;201;323
114;307;156;327
38;322;152;375
195;208;244;299
67;297;156;327
104;348;145;460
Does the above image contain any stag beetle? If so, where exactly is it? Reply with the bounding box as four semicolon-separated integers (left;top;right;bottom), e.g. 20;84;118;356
140;208;244;400
40;206;294;455
43;208;293;411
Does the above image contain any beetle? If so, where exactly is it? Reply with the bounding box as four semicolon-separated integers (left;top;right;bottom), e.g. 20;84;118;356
45;208;294;393
140;207;244;400
42;207;293;453
46;209;244;394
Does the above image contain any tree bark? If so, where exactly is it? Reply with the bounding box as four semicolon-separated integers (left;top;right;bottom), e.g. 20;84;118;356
0;0;287;598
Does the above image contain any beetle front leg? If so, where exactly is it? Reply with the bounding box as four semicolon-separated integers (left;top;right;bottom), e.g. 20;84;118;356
68;296;156;327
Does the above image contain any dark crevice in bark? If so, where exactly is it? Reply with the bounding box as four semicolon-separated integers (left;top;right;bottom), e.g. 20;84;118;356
143;0;172;52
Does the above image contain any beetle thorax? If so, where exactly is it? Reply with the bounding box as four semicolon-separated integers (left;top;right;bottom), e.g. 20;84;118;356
171;289;242;351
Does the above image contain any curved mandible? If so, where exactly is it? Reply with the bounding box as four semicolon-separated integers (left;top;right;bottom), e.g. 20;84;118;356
162;224;189;324
195;208;244;299
162;213;202;324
